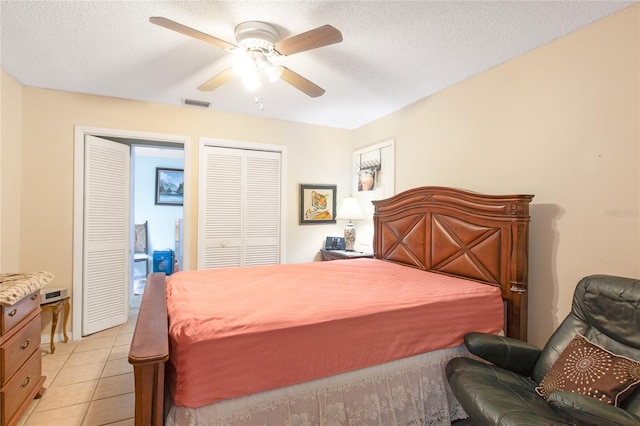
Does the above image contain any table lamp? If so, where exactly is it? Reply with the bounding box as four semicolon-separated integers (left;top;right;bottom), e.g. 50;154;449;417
336;197;363;251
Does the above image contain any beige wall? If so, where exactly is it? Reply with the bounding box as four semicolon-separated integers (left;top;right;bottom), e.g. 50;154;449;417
10;86;350;336
18;89;351;273
0;71;23;272
352;6;640;346
2;5;639;345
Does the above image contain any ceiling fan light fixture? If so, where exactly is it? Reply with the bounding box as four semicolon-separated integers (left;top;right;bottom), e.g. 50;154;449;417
232;52;262;90
242;73;263;91
232;53;254;76
232;50;283;89
235;21;280;46
151;17;342;98
265;63;284;83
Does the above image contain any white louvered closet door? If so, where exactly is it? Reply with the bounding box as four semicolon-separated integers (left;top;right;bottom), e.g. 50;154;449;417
244;151;281;265
83;135;130;336
199;146;281;269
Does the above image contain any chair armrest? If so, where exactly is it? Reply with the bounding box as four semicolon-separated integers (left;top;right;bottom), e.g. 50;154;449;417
464;332;541;377
548;391;640;426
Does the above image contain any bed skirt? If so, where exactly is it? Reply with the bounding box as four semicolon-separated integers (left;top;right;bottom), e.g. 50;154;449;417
165;344;471;426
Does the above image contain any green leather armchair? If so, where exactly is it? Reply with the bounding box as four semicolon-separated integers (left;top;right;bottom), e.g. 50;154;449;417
446;275;640;425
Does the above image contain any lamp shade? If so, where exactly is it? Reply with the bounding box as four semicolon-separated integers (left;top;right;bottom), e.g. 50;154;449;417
336;197;363;221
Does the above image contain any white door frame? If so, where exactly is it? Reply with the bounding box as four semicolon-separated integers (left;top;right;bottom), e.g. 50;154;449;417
73;126;191;339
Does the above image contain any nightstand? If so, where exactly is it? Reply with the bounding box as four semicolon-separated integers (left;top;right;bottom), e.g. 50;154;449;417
320;249;374;261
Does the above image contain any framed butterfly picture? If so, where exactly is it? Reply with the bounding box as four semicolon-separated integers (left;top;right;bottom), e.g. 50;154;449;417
299;184;337;224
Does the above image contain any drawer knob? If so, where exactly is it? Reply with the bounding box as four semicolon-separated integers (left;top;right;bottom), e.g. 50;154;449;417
21;375;31;389
20;339;31;350
30;294;38;300
8;309;17;317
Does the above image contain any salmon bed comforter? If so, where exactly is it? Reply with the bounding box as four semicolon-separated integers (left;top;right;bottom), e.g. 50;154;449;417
166;258;503;407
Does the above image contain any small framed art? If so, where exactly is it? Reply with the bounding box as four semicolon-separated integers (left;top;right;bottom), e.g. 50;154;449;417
299;184;337;224
155;168;184;206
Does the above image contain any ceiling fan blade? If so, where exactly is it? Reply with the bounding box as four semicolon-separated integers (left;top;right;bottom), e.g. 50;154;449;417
280;67;325;97
274;25;343;56
150;17;237;50
198;68;236;91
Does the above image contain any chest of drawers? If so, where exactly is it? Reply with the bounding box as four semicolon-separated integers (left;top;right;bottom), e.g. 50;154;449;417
0;292;46;426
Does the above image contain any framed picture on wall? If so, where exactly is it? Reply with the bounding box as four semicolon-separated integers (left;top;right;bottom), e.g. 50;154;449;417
299;184;337;224
358;168;377;191
155;168;184;206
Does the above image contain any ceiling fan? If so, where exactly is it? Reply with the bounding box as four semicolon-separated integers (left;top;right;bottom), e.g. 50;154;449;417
150;17;343;98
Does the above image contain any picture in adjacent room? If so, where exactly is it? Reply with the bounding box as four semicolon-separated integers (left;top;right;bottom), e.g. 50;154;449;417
155;168;184;206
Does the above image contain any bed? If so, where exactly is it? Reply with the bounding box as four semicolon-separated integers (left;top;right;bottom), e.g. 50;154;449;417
129;186;533;425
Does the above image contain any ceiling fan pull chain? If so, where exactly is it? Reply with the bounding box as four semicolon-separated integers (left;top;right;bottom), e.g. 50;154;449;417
255;96;264;111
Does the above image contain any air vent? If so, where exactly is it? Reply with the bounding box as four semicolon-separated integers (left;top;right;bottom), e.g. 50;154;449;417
183;98;210;108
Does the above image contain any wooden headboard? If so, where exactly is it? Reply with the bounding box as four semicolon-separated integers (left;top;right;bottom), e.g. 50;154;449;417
372;186;533;341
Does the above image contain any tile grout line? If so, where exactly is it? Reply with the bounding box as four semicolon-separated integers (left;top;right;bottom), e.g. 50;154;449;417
20;315;138;425
81;323;134;425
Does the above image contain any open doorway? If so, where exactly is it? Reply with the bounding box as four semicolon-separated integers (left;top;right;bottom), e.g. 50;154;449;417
130;146;184;309
73;126;191;338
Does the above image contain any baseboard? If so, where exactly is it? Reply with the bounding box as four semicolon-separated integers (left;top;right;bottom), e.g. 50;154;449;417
40;331;75;345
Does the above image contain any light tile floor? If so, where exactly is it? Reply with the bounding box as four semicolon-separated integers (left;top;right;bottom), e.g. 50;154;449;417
17;313;138;426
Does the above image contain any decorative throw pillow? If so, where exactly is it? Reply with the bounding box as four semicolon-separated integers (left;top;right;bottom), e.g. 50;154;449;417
535;334;640;406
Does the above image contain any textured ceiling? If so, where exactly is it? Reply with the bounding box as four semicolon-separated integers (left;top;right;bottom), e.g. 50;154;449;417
1;1;635;129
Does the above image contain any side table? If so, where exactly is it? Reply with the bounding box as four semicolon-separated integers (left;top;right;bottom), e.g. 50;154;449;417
320;249;374;261
40;296;70;354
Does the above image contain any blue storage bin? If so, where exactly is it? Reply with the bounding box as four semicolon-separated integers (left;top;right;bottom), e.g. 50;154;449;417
153;250;174;275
